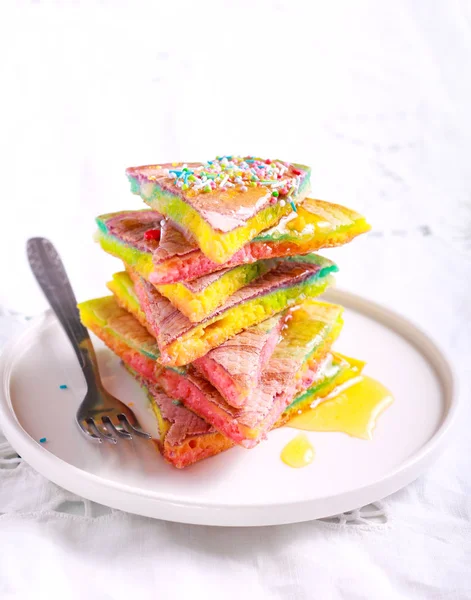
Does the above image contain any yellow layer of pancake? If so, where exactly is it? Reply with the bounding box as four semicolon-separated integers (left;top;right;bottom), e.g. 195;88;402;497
95;230;155;279
142;187;308;264
108;269;335;366
97;228;272;322
156;260;271;323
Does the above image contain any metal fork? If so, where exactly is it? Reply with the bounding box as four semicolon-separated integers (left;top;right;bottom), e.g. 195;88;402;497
27;237;151;444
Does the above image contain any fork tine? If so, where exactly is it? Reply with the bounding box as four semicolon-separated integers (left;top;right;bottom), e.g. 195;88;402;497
86;418;117;444
78;418;103;443
102;416;132;440
118;414;152;439
129;425;152;439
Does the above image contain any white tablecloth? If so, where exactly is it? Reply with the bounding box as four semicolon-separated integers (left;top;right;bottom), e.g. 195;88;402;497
1;2;471;598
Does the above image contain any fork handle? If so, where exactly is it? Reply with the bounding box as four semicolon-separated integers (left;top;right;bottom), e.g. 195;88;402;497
27;237;99;390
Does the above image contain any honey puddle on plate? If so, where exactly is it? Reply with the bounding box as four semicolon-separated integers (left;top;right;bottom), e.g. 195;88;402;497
280;434;315;468
281;376;393;468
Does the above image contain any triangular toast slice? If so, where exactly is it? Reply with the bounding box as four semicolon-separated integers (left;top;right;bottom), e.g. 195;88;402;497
126;156;311;263
95;210;273;322
96;200;369;284
107;253;337;366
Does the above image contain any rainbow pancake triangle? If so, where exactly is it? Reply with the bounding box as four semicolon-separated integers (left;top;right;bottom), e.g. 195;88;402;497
126;156;312;263
107;253;337;366
96;201;369;284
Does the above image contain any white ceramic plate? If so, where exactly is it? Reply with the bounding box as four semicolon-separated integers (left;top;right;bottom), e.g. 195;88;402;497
0;290;456;527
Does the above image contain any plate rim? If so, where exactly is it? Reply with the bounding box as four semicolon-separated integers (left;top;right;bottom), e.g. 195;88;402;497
0;289;458;526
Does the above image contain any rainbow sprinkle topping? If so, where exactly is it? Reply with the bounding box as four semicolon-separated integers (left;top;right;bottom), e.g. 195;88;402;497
165;156;303;200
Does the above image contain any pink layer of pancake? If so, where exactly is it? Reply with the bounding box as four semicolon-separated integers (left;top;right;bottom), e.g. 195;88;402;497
150;220;278;284
193;314;283;408
145;383;215;446
154;349;328;449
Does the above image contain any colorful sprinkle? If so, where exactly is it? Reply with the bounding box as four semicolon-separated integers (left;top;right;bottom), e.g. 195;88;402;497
172;400;182;406
59;384;68;389
290;200;297;212
39;437;47;443
164;156;303;198
144;228;161;241
272;190;279;197
128;402;135;407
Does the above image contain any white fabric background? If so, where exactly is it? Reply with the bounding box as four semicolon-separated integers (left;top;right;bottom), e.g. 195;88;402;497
1;1;471;598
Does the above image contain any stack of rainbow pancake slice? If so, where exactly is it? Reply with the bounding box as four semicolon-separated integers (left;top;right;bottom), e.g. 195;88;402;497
79;156;370;468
